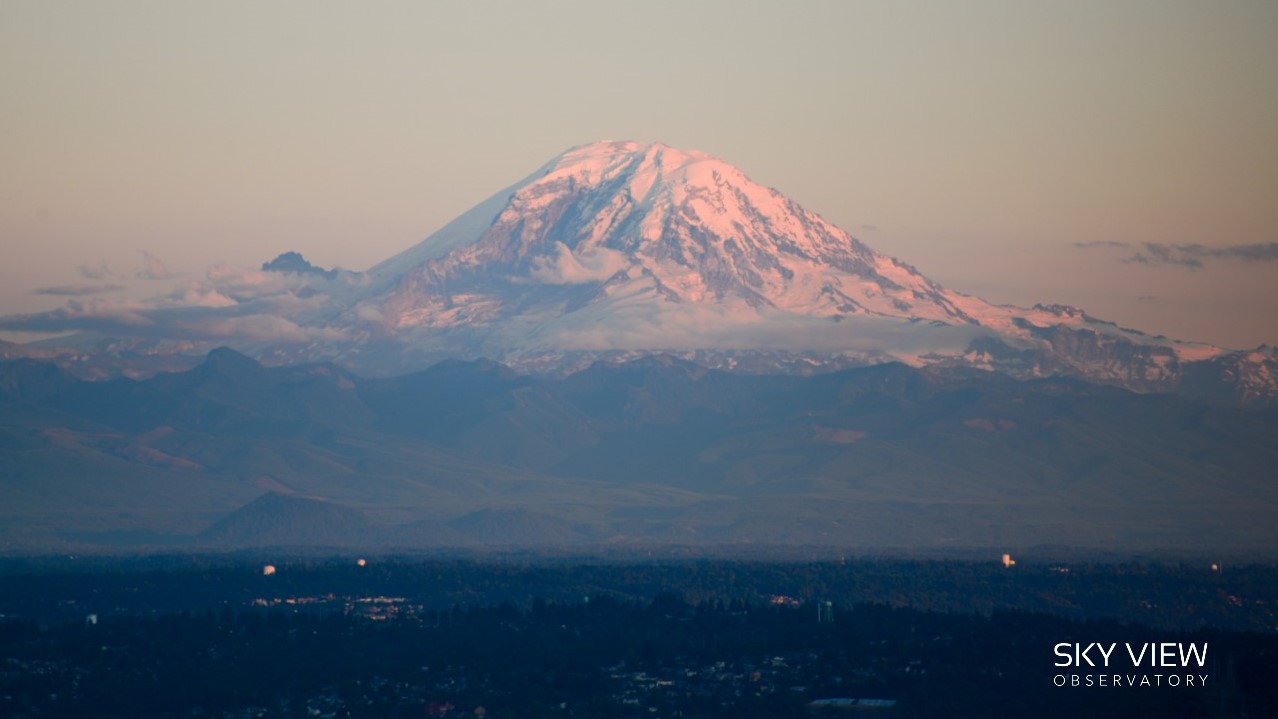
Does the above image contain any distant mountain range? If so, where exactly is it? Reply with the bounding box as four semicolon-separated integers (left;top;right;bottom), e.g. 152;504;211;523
3;348;1275;553
3;141;1275;405
3;142;1275;554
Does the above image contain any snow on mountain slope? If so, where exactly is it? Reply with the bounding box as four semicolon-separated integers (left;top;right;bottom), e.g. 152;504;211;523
368;140;978;329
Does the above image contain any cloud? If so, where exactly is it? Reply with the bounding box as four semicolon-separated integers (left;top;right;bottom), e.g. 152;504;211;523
0;260;352;346
509;289;988;356
77;261;115;280
529;242;632;284
1125;243;1204;269
166;313;347;343
136;250;175;280
1216;243;1278;262
0;298;348;344
1072;240;1130;249
0;298;155;332
1074;241;1278;268
32;284;126;296
159;282;238;309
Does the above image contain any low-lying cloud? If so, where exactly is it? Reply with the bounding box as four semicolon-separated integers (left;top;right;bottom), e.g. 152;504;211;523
0;296;350;344
529;243;632;284
1;259;359;346
0;298;155;332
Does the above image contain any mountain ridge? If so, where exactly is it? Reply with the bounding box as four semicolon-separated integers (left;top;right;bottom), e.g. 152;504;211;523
3;348;1276;553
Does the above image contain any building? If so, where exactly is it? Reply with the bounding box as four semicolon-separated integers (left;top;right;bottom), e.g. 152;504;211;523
817;600;834;623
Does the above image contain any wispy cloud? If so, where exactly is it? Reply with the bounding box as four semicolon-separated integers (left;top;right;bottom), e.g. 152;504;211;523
1126;243;1205;269
1074;241;1278;269
1072;240;1129;250
136;250;175;280
1211;243;1278;262
32;284;126;296
77;261;115;280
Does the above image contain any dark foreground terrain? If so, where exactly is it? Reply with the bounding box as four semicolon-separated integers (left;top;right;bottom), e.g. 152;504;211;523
1;557;1276;718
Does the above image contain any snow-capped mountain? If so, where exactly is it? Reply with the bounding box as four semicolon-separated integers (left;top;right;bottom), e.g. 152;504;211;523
372;140;977;327
4;140;1273;404
302;140;1263;402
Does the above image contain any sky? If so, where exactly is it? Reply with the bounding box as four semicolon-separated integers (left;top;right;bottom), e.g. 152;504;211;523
2;0;1276;349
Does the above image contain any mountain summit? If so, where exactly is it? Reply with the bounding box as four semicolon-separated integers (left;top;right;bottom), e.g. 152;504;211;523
371;140;974;328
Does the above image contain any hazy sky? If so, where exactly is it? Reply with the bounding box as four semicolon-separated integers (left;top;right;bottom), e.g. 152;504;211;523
2;0;1276;348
